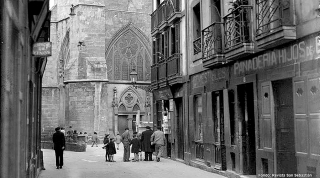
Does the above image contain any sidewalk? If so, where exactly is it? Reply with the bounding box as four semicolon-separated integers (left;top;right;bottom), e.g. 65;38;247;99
39;143;226;178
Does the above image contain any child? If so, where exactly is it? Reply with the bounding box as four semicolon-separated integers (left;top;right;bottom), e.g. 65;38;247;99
130;132;141;162
137;132;143;161
107;138;117;162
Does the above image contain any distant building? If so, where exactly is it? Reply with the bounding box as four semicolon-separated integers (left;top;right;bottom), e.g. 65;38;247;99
42;0;153;137
151;0;320;177
0;0;50;177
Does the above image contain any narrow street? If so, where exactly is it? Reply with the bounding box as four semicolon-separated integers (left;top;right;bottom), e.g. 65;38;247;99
39;143;225;178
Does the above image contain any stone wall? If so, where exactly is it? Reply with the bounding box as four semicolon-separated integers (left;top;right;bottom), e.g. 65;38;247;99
42;88;60;130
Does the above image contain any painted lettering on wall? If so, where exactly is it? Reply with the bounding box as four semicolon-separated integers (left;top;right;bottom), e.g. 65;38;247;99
234;35;320;76
192;68;226;89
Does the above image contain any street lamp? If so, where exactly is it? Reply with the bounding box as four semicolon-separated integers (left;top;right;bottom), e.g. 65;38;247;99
130;68;138;88
69;4;76;16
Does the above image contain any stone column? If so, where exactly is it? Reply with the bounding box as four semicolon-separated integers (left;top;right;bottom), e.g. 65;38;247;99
94;82;102;133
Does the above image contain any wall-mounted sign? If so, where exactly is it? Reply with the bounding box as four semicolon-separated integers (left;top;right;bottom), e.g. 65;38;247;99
233;34;320;76
32;42;52;56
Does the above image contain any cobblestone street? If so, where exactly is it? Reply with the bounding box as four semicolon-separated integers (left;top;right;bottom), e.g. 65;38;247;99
39;143;226;178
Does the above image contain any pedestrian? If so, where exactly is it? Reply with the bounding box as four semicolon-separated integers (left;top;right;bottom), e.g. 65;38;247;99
102;134;110;162
92;132;98;147
151;126;166;162
130;132;141;162
115;132;122;150
121;128;131;162
141;126;154;161
84;132;88;145
60;127;65;135
107;138;117;162
137;132;143;161
52;127;65;169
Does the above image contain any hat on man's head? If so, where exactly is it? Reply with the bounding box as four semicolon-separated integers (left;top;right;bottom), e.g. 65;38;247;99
55;127;61;131
145;126;151;129
125;128;129;130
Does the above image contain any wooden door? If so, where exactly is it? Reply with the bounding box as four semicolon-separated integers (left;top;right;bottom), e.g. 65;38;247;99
176;98;184;159
118;115;128;135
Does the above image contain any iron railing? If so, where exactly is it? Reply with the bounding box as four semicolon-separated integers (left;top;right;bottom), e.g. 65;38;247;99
193;37;202;55
224;5;252;51
167;53;181;78
202;22;223;60
256;0;291;38
151;0;181;32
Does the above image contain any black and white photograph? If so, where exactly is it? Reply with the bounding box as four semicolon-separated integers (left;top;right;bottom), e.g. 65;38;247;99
1;0;319;177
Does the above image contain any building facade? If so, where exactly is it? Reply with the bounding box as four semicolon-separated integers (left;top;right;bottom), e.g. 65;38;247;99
0;0;50;177
152;0;320;177
42;0;153;137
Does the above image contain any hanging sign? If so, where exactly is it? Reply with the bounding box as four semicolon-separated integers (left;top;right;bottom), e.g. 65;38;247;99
32;42;52;56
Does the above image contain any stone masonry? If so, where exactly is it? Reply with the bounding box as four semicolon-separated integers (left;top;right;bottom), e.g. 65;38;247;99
42;0;153;137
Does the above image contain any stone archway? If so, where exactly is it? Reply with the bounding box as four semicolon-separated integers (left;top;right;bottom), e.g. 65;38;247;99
117;86;142;134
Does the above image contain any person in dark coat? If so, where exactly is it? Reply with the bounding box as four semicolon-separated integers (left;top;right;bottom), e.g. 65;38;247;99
102;134;110;162
130;132;141;162
52;127;66;169
107;138;117;162
141;126;154;161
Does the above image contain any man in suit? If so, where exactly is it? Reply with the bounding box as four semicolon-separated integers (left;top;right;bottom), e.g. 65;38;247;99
141;126;154;161
121;128;131;162
52;127;65;169
151;126;166;162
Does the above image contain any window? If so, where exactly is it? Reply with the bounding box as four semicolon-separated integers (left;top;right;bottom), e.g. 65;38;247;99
228;90;236;145
194;95;203;141
193;3;201;55
211;0;221;23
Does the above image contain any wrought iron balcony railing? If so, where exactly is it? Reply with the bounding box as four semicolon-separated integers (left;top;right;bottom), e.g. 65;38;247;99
224;5;252;51
202;22;224;61
167;53;181;78
151;0;181;32
193;37;202;55
256;0;291;38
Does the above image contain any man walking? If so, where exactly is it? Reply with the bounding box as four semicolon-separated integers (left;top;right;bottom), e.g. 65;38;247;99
151;126;166;162
52;127;65;169
91;132;98;147
141;126;154;161
121;128;131;162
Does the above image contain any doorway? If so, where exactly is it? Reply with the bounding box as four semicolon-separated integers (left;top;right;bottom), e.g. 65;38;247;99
237;83;256;175
272;79;296;174
176;98;184;160
118;115;128;134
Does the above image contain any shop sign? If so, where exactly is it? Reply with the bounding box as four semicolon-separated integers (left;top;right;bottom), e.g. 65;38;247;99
153;87;173;100
32;42;52;56
191;68;226;89
234;34;320;76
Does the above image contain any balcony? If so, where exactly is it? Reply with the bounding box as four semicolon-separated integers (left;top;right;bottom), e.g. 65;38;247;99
157;59;167;88
202;22;225;68
224;5;254;61
151;0;181;35
256;0;296;49
151;64;158;90
193;37;202;55
167;53;182;85
150;53;183;90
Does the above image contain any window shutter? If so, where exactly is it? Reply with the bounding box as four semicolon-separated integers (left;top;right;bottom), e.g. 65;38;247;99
175;23;180;53
206;92;214;144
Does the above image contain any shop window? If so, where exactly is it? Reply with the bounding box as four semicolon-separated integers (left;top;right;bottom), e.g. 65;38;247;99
194;95;203;141
212;91;223;143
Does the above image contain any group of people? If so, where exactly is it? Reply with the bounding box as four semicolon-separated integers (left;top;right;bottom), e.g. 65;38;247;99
51;125;166;170
122;126;166;162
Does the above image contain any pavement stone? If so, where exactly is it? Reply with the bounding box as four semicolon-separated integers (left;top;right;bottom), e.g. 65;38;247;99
39;143;226;178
